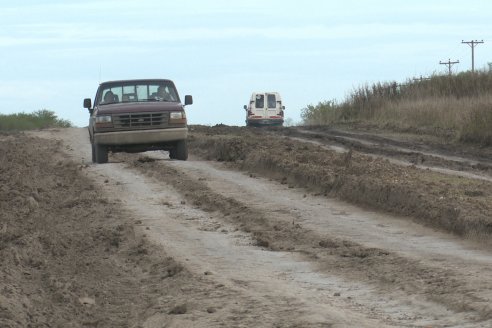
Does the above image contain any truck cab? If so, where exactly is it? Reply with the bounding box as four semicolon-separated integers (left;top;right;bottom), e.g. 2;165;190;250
83;79;192;163
244;92;285;127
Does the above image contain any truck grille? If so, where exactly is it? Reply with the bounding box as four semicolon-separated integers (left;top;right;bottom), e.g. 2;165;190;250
113;112;169;129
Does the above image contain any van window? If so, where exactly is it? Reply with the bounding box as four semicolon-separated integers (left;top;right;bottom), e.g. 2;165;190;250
255;94;264;108
267;94;276;108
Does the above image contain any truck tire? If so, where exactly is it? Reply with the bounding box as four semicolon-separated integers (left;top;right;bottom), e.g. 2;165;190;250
169;148;176;159
174;140;188;161
91;143;96;163
95;144;108;164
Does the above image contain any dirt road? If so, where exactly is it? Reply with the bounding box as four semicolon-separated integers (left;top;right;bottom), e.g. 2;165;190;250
280;126;492;182
2;127;492;327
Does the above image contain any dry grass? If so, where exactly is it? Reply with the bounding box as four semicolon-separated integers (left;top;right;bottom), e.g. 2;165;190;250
301;71;492;145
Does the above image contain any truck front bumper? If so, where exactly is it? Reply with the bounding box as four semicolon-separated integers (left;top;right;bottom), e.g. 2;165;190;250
94;127;187;145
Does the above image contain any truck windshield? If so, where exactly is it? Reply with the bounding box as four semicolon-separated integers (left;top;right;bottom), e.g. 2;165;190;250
98;82;179;105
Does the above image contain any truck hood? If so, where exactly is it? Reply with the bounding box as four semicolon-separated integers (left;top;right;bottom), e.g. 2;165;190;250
96;102;183;115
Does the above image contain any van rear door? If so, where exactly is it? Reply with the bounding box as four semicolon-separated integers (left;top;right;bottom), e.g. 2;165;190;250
253;93;278;118
266;93;279;117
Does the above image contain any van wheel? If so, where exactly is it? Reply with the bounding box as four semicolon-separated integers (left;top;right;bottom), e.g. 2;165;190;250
95;144;108;164
174;140;188;161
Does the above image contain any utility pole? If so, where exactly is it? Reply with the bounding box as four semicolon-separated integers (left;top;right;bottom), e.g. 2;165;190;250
461;39;484;72
439;59;460;75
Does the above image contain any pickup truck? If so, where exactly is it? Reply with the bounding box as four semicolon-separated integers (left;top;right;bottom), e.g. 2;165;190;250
83;79;193;163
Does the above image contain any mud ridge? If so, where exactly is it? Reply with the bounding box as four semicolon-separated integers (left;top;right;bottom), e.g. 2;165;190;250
187;127;492;244
292;128;492;174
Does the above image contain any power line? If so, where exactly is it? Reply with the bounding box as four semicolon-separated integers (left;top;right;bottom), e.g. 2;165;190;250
461;40;484;72
439;59;459;75
413;75;431;82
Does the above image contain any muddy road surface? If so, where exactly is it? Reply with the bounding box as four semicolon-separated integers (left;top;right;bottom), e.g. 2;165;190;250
1;126;492;327
280;126;492;182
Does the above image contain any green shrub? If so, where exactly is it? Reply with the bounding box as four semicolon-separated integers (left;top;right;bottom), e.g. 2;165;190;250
0;109;72;131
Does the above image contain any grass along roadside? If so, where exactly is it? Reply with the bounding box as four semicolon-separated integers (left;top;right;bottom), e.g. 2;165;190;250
0;109;72;131
301;71;492;145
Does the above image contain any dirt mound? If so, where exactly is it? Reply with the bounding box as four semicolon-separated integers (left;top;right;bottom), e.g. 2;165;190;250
0;134;203;327
188;126;492;242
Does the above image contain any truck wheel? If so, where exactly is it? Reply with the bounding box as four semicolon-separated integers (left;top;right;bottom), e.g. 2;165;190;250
95;144;108;164
174;140;188;161
91;143;96;163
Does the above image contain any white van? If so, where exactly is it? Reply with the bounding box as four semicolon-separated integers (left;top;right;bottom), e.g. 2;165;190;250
244;92;285;126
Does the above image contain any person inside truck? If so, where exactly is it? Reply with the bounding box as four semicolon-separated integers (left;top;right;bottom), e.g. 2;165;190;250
153;85;173;101
102;90;116;104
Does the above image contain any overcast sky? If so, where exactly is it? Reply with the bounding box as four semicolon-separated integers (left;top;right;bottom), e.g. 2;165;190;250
1;0;491;127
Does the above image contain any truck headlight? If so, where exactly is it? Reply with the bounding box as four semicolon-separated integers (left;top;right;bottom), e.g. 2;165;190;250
169;111;186;124
95;115;113;128
95;115;112;123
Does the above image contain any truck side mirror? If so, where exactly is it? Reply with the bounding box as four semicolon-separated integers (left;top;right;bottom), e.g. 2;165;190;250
83;98;92;109
282;106;285;110
243;105;247;110
184;95;193;105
